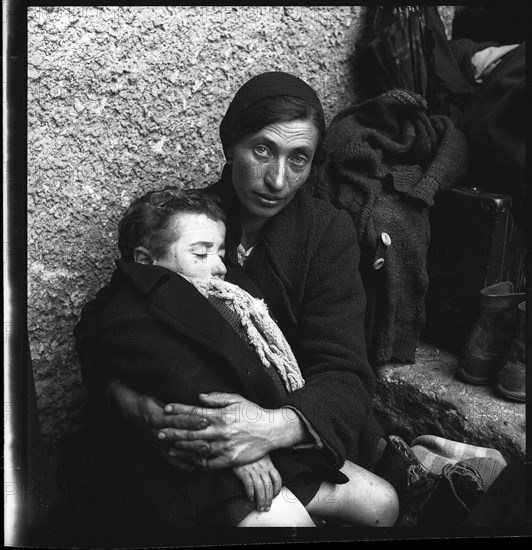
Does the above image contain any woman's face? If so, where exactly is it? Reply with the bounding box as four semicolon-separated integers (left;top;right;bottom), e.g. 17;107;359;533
229;119;319;221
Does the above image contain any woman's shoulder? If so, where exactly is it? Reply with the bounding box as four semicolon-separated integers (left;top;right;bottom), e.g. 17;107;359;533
295;189;355;233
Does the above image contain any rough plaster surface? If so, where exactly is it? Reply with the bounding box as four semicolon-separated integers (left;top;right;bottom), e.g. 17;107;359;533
27;6;456;453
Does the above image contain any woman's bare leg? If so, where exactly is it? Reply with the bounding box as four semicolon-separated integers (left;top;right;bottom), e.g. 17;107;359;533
237;487;316;527
305;460;399;527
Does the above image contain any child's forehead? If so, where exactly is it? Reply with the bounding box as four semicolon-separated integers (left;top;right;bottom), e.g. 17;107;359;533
169;211;225;241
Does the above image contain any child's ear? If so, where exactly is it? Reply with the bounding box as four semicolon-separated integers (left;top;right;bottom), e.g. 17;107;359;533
133;247;155;265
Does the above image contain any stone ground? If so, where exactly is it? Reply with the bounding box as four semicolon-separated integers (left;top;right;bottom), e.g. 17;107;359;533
374;340;526;464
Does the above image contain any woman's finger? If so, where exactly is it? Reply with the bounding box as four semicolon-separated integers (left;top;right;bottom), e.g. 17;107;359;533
197;392;242;407
158;425;216;442
136;395;169;433
200;455;231;470
168;440;212;455
162;409;213;428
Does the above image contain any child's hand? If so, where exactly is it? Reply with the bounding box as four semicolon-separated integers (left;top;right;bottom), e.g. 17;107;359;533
233;454;282;512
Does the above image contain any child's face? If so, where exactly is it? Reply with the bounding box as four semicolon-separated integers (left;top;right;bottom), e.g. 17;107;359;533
155;213;227;279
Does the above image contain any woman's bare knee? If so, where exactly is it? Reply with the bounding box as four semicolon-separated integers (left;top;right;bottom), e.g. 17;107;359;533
237;487;316;527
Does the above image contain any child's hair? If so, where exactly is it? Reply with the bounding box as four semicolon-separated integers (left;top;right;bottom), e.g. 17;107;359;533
118;187;226;262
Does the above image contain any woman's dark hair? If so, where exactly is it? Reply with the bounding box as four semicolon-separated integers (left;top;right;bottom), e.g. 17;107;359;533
118;187;226;262
224;95;327;168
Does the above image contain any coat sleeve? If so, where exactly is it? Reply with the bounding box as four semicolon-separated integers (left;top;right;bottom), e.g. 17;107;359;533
74;279;117;415
277;208;380;467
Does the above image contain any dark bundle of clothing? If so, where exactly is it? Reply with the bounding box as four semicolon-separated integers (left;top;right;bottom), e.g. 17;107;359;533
459;42;526;226
316;89;468;366
451;4;529;46
356;5;498;125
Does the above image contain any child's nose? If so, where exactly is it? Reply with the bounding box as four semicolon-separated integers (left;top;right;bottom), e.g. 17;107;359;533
213;256;227;279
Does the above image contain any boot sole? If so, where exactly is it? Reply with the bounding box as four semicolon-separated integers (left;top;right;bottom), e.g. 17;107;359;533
496;384;526;402
455;367;493;386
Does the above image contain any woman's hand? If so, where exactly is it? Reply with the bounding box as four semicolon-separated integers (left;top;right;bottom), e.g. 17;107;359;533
161;392;309;469
233;454;282;512
107;379;210;471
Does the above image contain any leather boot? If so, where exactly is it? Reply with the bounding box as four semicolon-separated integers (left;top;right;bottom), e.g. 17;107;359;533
456;282;525;385
496;301;526;402
374;435;436;502
416;461;486;528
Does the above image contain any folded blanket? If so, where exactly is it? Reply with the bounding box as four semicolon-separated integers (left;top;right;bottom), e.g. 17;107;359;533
411;434;507;476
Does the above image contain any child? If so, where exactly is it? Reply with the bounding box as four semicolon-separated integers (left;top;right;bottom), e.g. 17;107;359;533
99;187;323;527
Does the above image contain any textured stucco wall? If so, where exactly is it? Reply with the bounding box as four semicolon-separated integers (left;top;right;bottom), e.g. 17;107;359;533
27;5;455;453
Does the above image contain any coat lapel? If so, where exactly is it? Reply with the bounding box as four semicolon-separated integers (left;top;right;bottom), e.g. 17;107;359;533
146;272;282;406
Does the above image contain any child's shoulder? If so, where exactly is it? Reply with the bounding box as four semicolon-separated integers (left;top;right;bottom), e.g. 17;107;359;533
114;260;180;294
225;263;264;299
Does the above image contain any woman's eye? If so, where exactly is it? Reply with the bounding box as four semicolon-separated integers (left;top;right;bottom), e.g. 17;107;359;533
291;155;308;167
194;254;208;260
254;145;270;157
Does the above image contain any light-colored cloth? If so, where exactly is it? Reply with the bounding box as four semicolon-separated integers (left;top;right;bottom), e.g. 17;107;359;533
184;275;305;393
471;44;520;83
411;434;507;475
236;243;255;266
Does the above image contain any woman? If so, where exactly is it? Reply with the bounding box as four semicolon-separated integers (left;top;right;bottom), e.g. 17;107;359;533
75;71;398;528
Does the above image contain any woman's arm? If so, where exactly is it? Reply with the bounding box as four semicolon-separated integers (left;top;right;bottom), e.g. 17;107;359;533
161;392;309;468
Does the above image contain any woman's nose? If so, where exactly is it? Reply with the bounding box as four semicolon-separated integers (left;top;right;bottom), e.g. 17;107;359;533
265;160;287;191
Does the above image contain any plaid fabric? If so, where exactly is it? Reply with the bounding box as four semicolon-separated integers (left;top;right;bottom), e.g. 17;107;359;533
459;457;507;491
411;435;507;475
207;295;245;339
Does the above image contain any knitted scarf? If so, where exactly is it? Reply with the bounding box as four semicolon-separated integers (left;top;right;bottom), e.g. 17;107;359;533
183;276;305;393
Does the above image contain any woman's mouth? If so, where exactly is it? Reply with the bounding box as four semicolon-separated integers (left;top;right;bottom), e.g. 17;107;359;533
254;192;283;206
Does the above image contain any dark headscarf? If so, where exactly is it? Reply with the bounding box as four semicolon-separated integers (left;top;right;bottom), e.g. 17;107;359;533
210;72;325;263
219;71;325;158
